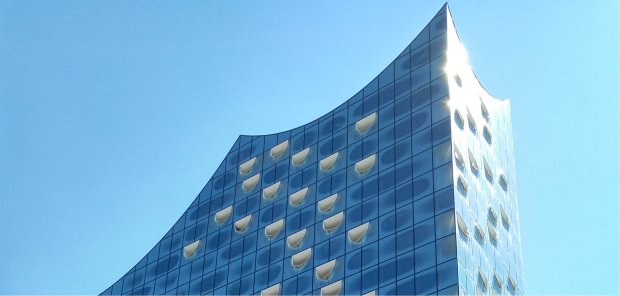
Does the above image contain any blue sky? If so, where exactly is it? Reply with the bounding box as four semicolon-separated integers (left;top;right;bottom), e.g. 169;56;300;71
1;1;618;294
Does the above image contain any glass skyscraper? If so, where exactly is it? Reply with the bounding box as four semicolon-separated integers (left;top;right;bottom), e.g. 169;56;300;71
102;4;523;295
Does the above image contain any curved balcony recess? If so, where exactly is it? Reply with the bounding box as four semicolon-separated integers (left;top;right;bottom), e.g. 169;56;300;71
287;229;307;248
263;182;281;199
242;173;261;192
215;206;232;224
289;187;309;206
239;157;256;174
265;219;284;239
318;194;338;212
320;153;339;171
292;148;310;166
270;140;289;158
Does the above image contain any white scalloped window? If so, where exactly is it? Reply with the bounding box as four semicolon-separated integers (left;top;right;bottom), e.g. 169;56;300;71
321;280;342;296
457;175;468;196
318;194;338;212
234;215;252;232
487;220;499;241
483;157;493;183
355;113;377;133
320;152;339;171
488;206;498;225
468;149;479;174
315;260;336;280
289;187;309;206
291;248;312;269
183;240;200;258
265;219;284;239
287;229;307;248
355;154;376;174
479;270;489;288
242;173;261;192
454;109;465;129
499;174;508;191
456;211;470;237
475;222;485;241
454;145;465;168
215;206;232;224
261;284;280;296
239;157;256;174
348;222;369;243
481;99;490;121
483;126;492;144
323;212;344;233
500;205;510;227
292;148;310;166
467;109;477;133
263;182;281;199
270;140;289;158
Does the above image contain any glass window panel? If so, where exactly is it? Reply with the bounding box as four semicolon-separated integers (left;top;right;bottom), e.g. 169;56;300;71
437;259;458;290
415;266;438;295
414;194;434;224
414;218;435;248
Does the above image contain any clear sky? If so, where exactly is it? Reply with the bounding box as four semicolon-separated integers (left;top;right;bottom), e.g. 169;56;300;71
1;1;618;294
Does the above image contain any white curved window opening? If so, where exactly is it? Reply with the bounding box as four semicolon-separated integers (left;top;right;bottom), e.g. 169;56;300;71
487;219;499;241
215;206;232;224
468;149;479;174
483;126;492;144
287;229;307;248
315;260;336;280
318;193;338;213
183;240;200;258
467;109;477;133
320;152;339;171
362;291;376;296
500;205;510;227
323;212;344;233
457;175;468;196
454;109;465;130
261;284;280;296
265;219;284;239
263;181;281;199
289;187;309;206
508;274;517;292
271;140;289;158
292;147;310;166
453;145;465;168
234;215;252;232
291;248;312;269
348;222;370;243
481;100;490;121
479;270;489;289
321;280;342;296
499;174;508;191
494;271;503;291
456;211;470;237
355;112;377;134
488;206;498;225
454;74;462;87
475;222;486;242
242;173;261;192
355;154;376;174
483;158;493;183
239;157;256;174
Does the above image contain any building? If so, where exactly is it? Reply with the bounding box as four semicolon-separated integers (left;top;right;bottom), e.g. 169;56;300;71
102;4;523;295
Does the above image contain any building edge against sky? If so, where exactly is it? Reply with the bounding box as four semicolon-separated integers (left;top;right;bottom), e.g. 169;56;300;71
102;4;523;295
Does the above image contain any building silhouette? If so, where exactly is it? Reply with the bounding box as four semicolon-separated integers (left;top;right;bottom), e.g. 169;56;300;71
102;4;523;295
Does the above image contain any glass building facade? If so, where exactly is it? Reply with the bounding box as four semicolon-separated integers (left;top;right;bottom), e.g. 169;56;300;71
102;5;523;296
